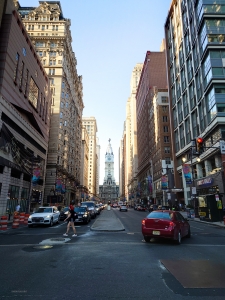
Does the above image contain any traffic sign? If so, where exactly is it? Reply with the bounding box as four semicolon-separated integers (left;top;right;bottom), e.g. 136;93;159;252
220;140;225;154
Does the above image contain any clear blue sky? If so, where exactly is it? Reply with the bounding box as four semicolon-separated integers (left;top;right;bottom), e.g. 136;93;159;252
19;0;172;184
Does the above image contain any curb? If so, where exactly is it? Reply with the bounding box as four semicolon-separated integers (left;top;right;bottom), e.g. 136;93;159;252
190;218;225;228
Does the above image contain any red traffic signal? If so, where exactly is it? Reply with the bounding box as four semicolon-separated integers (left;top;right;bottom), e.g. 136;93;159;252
197;137;204;144
196;137;204;153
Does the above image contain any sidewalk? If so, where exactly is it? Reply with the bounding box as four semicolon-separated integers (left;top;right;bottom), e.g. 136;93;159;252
191;218;225;228
91;208;125;231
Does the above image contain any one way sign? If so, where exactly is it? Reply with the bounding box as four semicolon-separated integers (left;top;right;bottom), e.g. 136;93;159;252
220;140;225;154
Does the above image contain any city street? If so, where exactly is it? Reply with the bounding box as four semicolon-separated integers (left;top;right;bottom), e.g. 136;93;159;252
0;208;225;300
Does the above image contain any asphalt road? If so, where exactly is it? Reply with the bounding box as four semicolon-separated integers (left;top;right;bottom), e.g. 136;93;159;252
1;208;225;300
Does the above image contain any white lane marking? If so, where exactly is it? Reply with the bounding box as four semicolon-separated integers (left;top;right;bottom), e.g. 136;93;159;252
50;223;81;228
191;226;204;230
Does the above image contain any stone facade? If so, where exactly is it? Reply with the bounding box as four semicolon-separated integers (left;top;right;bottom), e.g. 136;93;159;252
0;1;50;214
18;1;84;206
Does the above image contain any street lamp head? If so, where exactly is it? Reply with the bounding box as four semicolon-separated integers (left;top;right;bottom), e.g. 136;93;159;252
196;157;201;162
182;157;187;163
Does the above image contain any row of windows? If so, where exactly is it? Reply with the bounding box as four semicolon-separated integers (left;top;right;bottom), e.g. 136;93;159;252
28;24;59;31
13;53;48;123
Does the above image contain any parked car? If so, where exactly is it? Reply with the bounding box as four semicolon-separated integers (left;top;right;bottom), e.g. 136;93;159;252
28;206;60;227
95;204;101;215
59;207;69;220
81;202;97;218
149;204;158;212
74;206;91;224
112;203;118;208
142;210;191;244
120;205;128;212
137;205;146;211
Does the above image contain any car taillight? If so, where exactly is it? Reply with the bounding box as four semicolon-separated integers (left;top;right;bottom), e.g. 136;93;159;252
142;219;146;226
169;221;175;229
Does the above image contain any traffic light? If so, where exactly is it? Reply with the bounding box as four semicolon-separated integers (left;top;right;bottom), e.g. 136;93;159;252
196;137;204;154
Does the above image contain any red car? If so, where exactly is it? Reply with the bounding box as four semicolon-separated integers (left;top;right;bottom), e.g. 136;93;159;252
142;210;191;244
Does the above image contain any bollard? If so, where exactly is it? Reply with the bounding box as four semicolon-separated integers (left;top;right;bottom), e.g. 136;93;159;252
0;216;8;231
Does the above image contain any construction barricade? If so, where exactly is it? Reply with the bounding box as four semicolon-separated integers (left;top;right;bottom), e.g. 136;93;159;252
24;214;30;225
19;212;25;224
12;212;20;229
0;216;8;231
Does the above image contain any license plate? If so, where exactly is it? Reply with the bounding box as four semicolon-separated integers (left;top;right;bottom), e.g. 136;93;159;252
78;216;82;219
152;231;160;235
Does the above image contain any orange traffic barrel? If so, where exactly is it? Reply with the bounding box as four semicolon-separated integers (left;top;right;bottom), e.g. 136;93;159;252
24;214;30;225
0;216;8;231
12;214;20;229
19;212;25;224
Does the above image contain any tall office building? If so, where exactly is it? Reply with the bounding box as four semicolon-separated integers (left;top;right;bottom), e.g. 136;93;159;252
96;137;100;196
0;0;51;214
125;63;143;205
165;0;225;212
80;126;89;199
82;117;98;197
18;1;84;205
136;51;167;205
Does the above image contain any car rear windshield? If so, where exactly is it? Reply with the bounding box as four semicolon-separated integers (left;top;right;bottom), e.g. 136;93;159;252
75;207;86;212
148;212;173;220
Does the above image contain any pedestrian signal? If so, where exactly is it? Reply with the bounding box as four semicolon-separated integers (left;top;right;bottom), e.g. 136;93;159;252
196;137;204;154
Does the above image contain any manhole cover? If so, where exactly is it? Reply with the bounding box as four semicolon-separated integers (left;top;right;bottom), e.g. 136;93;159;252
50;238;65;241
33;245;53;250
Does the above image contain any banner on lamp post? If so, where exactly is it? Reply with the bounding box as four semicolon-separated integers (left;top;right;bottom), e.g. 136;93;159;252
182;164;192;184
161;175;168;190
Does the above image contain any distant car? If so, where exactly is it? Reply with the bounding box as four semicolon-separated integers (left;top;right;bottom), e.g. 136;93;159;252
28;206;60;227
74;206;91;224
59;207;69;220
120;205;128;212
142;210;191;244
81;202;97;218
161;205;170;210
95;204;101;215
149;204;158;212
112;203;118;208
137;205;146;211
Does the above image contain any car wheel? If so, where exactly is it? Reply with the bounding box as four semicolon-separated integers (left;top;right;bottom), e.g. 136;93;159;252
186;227;191;238
176;231;181;244
144;236;151;243
49;218;53;227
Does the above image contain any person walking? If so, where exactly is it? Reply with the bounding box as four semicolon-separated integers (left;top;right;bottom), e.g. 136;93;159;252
16;203;20;212
63;203;77;237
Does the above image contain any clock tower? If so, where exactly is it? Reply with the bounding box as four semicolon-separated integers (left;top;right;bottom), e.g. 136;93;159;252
99;139;119;203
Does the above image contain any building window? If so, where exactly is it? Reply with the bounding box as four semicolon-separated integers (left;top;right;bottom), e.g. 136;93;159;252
164;136;169;143
19;61;24;91
165;157;171;164
164;147;170;153
14;53;19;83
162;96;168;103
163;116;168;122
28;77;38;109
163;126;169;132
